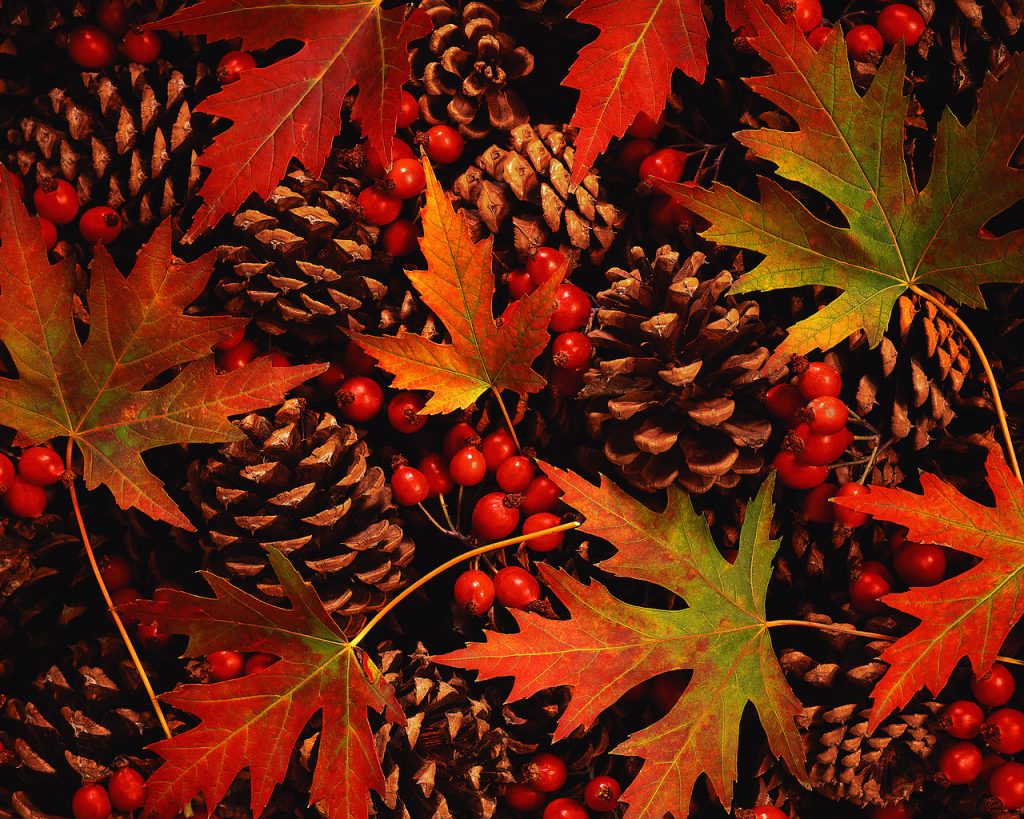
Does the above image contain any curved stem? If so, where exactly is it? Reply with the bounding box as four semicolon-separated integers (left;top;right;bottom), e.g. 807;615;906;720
438;493;456;533
65;440;173;739
909;283;1021;482
349;521;579;648
491;386;521;452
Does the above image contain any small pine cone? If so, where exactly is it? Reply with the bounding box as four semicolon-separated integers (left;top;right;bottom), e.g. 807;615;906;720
582;246;779;494
451;122;625;264
188;398;415;637
411;0;535;140
800;701;942;807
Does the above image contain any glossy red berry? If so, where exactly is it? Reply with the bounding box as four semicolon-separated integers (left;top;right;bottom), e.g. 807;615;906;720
387;157;426;199
990;762;1024;810
638;147;686;183
938;740;983;785
779;0;822;32
79;206;122;244
34;178;79;225
2;476;47;518
765;384;805;426
525;752;567;793
521;475;563;516
218;50;257;83
108;768;146;812
122;28;161;63
207;649;245;682
214;325;247;352
72;784;111;819
424;125;464;164
357;186;402;226
481;429;517;471
418;453;453;497
216;338;258;372
797;361;842;399
583;775;621;812
387;391;426;433
543;798;588;819
522;512;564;552
68;25;116;69
504;782;546;812
846;24;884;61
454;570;494;615
444;422;479;459
96;0;129;36
0;454;14;494
391;466;430;506
527;246;567;286
316;362;347;392
552;332;593;370
19;446;65;486
648;194;699;232
450;446;487;486
893;540;946;587
263;352;290;368
99;554;132;593
877;3;925;47
618;138;656;175
336;376;384;422
807;26;831;49
802;483;838;524
651;670;688;712
550;283;590;332
849;561;892;614
772;450;828;490
507;267;536;299
244;653;277;675
985;708;1024;755
627;110;665;138
940;700;984;739
807;395;848;434
39;217;58;250
344;342;378;375
364;140;415;178
473;492;520;540
833;482;870;528
795;425;854;466
972;663;1016;707
496;456;535;493
382;218;419;256
493;565;540;609
396;89;419;128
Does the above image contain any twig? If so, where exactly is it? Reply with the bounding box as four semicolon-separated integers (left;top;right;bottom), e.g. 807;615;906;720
491;386;521;452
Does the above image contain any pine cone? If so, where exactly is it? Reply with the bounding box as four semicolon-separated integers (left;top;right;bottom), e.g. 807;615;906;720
188;398;415;637
581;246;779;494
412;0;535;140
451;122;625;264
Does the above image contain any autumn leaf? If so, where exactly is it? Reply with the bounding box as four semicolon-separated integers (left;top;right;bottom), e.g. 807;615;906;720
659;0;1024;357
146;0;431;240
348;158;565;415
563;0;709;187
0;170;323;529
833;449;1024;729
123;548;401;819
439;470;806;818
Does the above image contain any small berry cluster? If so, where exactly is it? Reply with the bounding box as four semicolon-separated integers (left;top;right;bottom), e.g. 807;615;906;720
67;0;162;72
0;446;65;518
71;766;146;819
100;560;179;651
848;530;949;614
504;751;622;817
213;323;293;372
8;168;123;252
776;0;927;63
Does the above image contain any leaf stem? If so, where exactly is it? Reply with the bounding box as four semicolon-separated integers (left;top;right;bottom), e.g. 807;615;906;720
65;440;173;740
491;386;521;452
909;283;1021;482
349;521;579;648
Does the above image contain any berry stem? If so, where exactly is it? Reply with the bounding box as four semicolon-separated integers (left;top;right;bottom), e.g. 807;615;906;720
438;493;456;532
348;520;579;648
909;283;1021;482
857;435;893;485
491;386;522;453
417;501;458;538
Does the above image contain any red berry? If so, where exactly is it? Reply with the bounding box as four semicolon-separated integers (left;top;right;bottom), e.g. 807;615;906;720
214;325;247;351
618;138;656;175
522;512;564;552
807;26;831;49
795;425;853;466
521;475;563;516
990;762;1024;810
72;784;111;819
648;194;700;233
845;24;884;61
357;186;402;226
504;782;546;812
772;450;828;490
849;561;892;614
207;649;244;682
893;540;946;587
472;492;520;540
651;670;688;712
316;362;347;392
387;391;426;434
33;178;79;225
583;775;621;812
99;554;132;593
96;0;129;37
216;338;258;372
396;89;419;128
552;332;592;370
985;708;1024;755
807;395;848;434
336;376;383;422
39;217;58;250
497;456;536;493
938;740;983;785
18;446;65;486
386;157;426;200
344;342;377;375
877;3;925;47
244;653;277;675
548;366;583;398
779;0;822;32
972;663;1016;707
135;618;171;650
507;268;536;299
481;429;517;472
418;453;453;497
940;700;984;739
543;798;588;819
748;809;786;819
638;147;686;183
0;454;13;494
122;28;161;63
108;768;146;812
68;25;116;69
111;586;143;612
797;362;842;400
391;466;429;506
765;384;806;426
2;476;47;518
527;246;567;286
424;125;464;164
833;482;870;528
493;566;540;609
364;140;415;178
263;352;290;368
550;283;590;332
983;753;1007;782
868;804;913;819
382;218;419;256
454;569;494;615
627;110;665;139
525;752;568;793
444;422;479;460
802;483;838;524
450;446;487;486
79;206;122;244
218;50;257;84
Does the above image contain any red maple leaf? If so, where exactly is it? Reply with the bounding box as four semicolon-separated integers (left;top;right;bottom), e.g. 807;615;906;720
563;0;709;187
147;1;431;240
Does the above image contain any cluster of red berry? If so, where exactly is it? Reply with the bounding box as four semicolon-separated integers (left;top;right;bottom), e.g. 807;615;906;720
848;531;948;614
504;751;622;817
66;0;162;71
776;0;926;62
0;447;65;518
212;323;294;372
71;766;147;819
